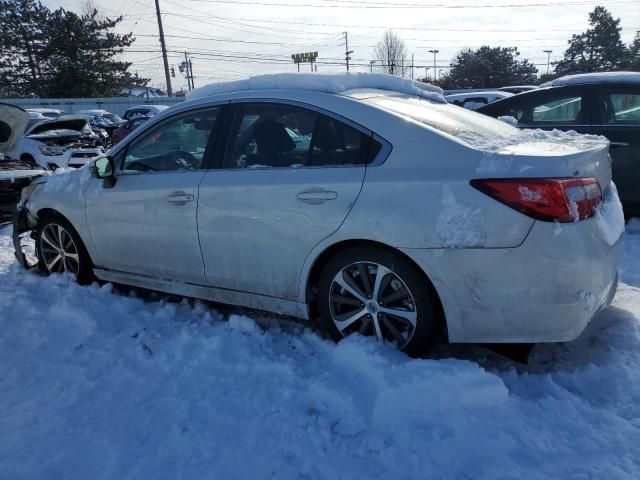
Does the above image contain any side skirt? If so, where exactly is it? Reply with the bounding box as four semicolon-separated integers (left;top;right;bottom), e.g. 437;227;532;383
93;268;310;320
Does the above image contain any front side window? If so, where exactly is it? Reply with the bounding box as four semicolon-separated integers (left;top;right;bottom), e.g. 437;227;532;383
223;103;371;169
122;108;219;172
598;92;640;124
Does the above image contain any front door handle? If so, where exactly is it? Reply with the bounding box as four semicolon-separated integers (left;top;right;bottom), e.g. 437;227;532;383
167;191;194;205
610;141;630;148
297;188;338;204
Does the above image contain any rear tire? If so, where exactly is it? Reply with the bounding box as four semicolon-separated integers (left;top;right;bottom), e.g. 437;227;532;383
35;214;94;285
315;246;441;356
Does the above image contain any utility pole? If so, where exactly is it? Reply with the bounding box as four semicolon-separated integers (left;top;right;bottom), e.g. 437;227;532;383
154;0;172;96
428;49;439;81
411;54;414;80
543;49;553;76
189;59;195;89
343;32;353;72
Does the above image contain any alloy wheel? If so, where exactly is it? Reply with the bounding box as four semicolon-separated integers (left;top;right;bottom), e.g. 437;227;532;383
329;261;417;348
39;223;80;276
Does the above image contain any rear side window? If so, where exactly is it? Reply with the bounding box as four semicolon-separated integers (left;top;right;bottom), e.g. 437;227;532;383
222;103;372;169
597;91;640;124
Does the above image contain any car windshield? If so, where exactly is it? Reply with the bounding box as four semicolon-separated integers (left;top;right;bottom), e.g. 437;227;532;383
365;95;521;147
104;112;124;124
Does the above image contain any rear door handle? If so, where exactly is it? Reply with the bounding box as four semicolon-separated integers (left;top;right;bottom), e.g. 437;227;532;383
297;188;338;204
610;141;630;148
167;191;194;205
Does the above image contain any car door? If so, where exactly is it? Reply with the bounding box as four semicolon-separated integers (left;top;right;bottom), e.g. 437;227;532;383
591;85;640;215
197;100;376;300
85;106;222;283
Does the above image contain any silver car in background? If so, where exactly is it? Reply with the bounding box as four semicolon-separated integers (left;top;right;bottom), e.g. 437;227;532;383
15;75;623;355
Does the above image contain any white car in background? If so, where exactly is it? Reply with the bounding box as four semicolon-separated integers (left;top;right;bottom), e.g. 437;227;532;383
446;90;514;110
15;73;623;356
8;115;104;169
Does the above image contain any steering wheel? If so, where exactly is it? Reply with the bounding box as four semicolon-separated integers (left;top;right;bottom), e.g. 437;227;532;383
167;150;198;170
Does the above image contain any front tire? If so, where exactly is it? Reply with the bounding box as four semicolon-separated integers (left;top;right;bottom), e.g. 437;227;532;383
316;246;441;356
35;215;93;284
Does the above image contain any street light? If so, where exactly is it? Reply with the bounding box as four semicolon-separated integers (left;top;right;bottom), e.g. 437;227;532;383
543;49;553;76
428;49;439;81
369;60;376;73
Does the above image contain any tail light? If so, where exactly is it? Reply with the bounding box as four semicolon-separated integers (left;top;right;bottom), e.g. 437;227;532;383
470;178;602;223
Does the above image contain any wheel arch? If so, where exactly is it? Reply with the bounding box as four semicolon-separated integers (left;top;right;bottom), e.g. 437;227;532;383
35;208;94;262
304;238;447;336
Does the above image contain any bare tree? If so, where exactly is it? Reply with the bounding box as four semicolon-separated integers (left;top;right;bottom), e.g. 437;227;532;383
80;0;104;21
374;30;408;76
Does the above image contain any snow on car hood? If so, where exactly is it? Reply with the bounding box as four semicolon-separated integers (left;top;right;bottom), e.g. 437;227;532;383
0;103;29;154
186;73;446;103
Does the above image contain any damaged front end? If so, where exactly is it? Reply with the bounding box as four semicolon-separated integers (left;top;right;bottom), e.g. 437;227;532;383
13;207;39;270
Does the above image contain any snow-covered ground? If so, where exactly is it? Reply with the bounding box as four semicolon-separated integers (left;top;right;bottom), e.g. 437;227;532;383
1;224;639;479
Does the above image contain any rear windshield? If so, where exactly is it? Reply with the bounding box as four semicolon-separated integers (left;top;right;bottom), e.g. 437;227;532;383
364;95;521;147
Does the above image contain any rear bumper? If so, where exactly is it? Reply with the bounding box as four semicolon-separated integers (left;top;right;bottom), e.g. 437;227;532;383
402;217;621;344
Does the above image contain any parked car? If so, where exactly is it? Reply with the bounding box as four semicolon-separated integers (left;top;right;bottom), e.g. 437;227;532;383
0;103;46;226
8;115;105;169
26;108;65;119
477;71;640;218
25;111;47;131
112;116;151;145
76;109;126;140
498;85;538;94
14;74;622;355
446;91;513;110
122;105;169;120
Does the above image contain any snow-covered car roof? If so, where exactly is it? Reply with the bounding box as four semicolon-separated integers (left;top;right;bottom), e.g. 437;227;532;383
445;91;514;102
75;109;111;116
541;71;640;88
127;105;169;112
186;73;446;104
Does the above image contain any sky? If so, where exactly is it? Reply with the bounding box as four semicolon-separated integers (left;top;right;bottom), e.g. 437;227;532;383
42;0;640;92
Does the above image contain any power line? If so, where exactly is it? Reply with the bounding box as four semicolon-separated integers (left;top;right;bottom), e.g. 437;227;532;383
183;0;634;9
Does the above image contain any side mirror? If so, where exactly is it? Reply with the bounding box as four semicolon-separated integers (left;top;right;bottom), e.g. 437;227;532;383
93;156;117;188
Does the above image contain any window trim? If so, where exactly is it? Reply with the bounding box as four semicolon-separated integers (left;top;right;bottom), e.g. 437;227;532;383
116;105;226;176
209;98;391;171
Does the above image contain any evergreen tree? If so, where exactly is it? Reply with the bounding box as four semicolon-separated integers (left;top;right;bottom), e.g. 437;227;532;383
628;32;640;71
555;6;629;74
436;46;537;89
0;0;147;98
43;8;147;97
0;0;50;96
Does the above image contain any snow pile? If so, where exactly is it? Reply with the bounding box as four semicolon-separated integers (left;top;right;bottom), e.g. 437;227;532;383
1;226;640;478
459;127;609;154
186;73;446;103
593;182;626;246
497;115;519;126
541;71;640;88
436;184;486;247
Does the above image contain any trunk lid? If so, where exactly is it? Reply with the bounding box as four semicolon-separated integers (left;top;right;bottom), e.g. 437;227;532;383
496;140;612;191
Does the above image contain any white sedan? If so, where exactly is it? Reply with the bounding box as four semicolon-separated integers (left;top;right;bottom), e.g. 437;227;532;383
15;73;624;355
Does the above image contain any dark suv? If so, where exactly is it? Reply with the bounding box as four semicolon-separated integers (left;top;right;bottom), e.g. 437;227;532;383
478;73;640;218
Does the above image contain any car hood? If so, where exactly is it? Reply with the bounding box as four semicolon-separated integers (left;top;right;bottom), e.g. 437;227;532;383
0;103;30;154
